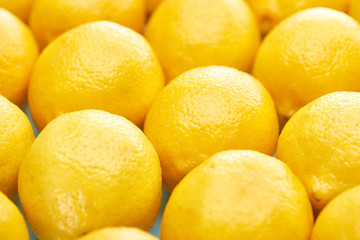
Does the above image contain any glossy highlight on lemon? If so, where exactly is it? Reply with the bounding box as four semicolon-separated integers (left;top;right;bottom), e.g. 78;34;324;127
277;91;360;211
161;150;313;240
144;66;279;190
145;0;260;81
29;21;164;131
18;110;162;240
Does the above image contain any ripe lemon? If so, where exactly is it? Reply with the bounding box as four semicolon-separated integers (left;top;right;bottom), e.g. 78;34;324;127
29;0;145;48
18;110;162;240
77;227;158;240
28;21;164;131
245;0;349;35
145;0;260;81
350;0;360;22
0;95;34;199
146;0;165;13
277;92;360;211
311;185;360;240
0;0;33;21
253;8;360;124
0;9;38;106
161;150;313;240
0;192;29;240
144;66;279;190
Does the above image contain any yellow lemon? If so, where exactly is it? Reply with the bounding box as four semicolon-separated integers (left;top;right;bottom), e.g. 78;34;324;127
350;0;360;22
28;21;164;131
29;0;145;48
0;192;29;240
0;0;33;21
0;95;34;199
277;92;360;211
77;227;158;240
146;0;165;13
0;8;38;106
313;0;349;12
144;66;279;190
253;8;360;124
245;0;349;35
311;185;360;240
161;150;313;240
145;0;260;81
18;110;162;240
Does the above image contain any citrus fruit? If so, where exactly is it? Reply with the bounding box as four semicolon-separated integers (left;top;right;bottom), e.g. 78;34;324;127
313;0;349;12
253;8;360;125
144;66;279;190
145;0;260;81
0;95;34;199
277;91;360;211
161;150;313;240
29;0;146;48
311;185;360;240
18;110;162;240
0;191;29;240
146;0;165;13
28;21;164;131
0;8;38;106
245;0;349;35
77;227;158;240
0;0;33;21
350;0;360;22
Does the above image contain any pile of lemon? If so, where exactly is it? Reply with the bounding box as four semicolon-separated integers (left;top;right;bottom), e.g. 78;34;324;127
1;0;360;239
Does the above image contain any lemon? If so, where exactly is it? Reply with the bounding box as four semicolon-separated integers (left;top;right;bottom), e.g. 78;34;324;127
0;0;33;21
245;0;349;35
144;66;279;190
311;185;360;240
77;227;158;240
277;92;360;211
145;0;260;81
28;21;164;131
350;0;360;22
29;0;145;48
161;150;313;240
253;8;360;124
313;0;349;11
146;0;165;13
0;192;29;240
18;110;162;240
0;95;34;199
0;8;38;106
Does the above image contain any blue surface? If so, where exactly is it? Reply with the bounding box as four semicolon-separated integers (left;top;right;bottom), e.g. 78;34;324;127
16;104;170;239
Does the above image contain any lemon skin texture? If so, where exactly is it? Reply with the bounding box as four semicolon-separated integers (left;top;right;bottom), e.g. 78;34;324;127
161;150;313;240
253;8;360;124
0;8;38;106
18;110;162;240
277;92;360;211
0;192;29;240
28;21;164;131
77;227;159;240
145;0;260;81
144;66;279;190
311;185;360;240
0;94;35;199
29;0;145;48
